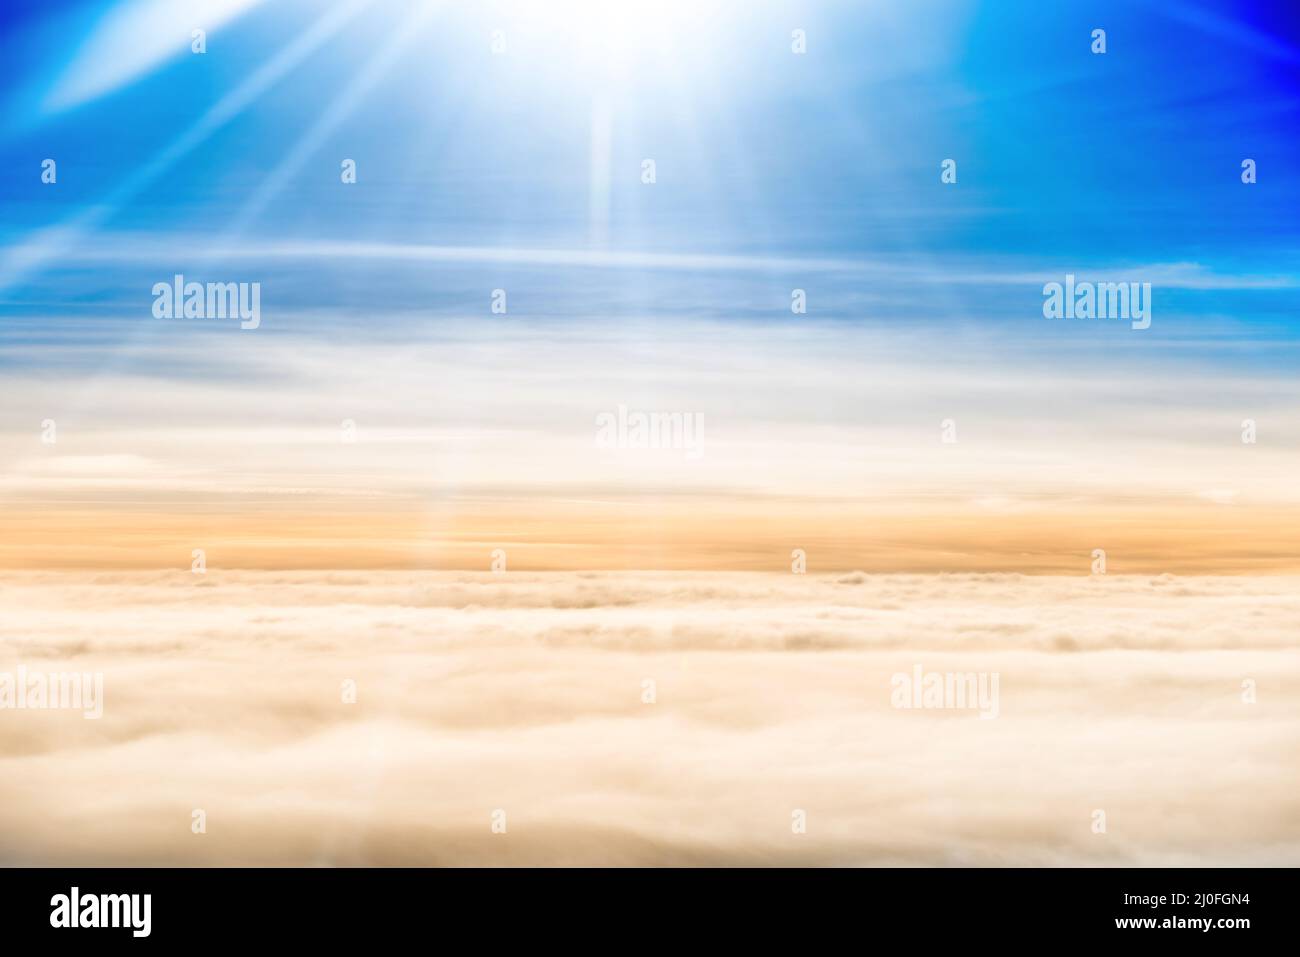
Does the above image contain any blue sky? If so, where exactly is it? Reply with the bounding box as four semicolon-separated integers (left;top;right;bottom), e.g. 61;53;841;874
0;1;1298;573
0;0;1297;360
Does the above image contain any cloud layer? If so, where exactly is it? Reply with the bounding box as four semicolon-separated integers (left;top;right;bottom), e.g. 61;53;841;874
1;570;1296;865
2;313;1298;573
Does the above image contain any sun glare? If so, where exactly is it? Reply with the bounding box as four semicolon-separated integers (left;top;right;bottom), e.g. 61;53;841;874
493;0;731;82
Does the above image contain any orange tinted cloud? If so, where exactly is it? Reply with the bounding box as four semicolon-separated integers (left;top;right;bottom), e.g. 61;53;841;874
4;499;1299;573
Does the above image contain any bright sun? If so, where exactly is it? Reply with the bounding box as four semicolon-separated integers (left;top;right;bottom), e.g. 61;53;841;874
490;0;731;83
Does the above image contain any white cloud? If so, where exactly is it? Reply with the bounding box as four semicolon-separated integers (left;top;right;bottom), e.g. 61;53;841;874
43;0;265;112
1;571;1296;864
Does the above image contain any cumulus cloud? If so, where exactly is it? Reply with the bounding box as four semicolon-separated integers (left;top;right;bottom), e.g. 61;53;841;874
1;571;1297;865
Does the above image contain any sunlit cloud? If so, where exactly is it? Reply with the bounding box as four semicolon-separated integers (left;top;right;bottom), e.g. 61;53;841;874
2;570;1297;864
